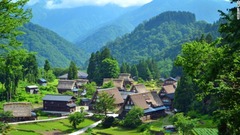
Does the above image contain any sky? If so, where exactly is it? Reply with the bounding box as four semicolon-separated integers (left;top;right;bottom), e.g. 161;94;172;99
28;0;153;9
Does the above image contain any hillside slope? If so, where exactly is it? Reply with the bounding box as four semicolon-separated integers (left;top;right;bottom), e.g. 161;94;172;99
18;23;88;67
104;11;219;76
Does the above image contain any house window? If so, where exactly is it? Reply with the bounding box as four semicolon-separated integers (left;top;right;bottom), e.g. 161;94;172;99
163;99;170;103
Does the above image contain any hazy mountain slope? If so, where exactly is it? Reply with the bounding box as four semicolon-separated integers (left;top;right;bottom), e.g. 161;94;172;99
29;2;137;42
18;23;88;67
76;0;230;53
104;11;219;75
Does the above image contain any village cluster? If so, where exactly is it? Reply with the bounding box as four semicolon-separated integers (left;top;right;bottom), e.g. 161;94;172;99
3;71;178;122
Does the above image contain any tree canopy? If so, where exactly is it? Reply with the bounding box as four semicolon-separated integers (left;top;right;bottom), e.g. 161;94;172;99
175;2;240;133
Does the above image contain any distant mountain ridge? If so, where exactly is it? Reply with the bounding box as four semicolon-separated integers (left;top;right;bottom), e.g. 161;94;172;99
76;0;231;53
18;23;88;67
104;11;219;76
29;1;137;42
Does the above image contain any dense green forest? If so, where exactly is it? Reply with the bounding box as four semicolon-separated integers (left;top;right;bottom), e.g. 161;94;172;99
17;23;88;67
105;11;219;77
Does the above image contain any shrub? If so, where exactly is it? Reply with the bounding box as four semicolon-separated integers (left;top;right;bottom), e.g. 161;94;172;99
102;116;115;128
137;123;150;132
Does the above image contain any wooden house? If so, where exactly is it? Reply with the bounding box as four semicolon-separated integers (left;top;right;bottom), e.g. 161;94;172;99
159;85;176;110
119;91;166;120
118;73;134;88
58;71;88;80
103;78;124;90
25;85;39;94
163;77;177;86
38;78;47;86
57;80;78;94
3;102;36;121
130;84;148;93
89;87;124;111
42;95;76;113
80;98;91;106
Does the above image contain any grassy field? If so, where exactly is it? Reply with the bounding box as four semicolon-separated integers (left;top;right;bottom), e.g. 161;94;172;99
7;118;95;135
82;126;140;135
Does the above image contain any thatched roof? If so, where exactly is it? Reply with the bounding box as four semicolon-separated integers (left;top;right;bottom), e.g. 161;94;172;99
43;95;76;101
4;102;32;117
127;91;164;110
118;73;134;82
98;87;124;105
130;84;148;93
162;85;176;94
76;79;88;86
57;80;75;90
103;78;124;90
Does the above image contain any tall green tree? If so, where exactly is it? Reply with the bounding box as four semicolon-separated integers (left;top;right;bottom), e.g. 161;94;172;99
123;107;144;129
175;38;240;134
0;0;32;49
22;53;38;83
130;65;138;79
68;61;78;80
0;0;31;101
100;58;120;79
44;60;51;73
174;73;195;113
94;92;115;117
68;112;85;129
87;53;96;82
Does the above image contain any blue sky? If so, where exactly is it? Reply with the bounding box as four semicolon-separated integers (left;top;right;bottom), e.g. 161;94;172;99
28;0;153;8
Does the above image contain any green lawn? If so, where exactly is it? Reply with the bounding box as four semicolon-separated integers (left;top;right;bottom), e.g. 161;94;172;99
83;126;140;135
7;118;95;135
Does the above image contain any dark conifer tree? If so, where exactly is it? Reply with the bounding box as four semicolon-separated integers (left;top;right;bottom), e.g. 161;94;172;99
68;61;78;80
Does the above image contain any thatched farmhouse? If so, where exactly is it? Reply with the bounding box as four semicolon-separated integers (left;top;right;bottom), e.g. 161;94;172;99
159;77;178;110
119;91;166;120
130;84;148;93
57;80;78;94
89;87;124;111
3;102;36;121
103;78;124;90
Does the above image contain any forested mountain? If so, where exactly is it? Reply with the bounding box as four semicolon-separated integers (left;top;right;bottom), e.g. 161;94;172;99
17;23;88;67
29;1;137;42
104;11;219;76
76;0;230;53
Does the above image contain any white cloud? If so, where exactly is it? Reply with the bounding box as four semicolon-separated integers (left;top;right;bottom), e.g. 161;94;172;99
45;0;152;9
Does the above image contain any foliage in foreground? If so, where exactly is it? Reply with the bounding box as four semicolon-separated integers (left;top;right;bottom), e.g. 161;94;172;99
123;107;144;129
68;112;85;129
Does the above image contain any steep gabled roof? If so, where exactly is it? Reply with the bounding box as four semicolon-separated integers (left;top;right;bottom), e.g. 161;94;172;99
130;84;148;93
118;73;134;82
98;87;124;104
162;85;176;94
103;78;124;90
42;94;76;101
57;80;75;90
4;102;32;117
128;91;164;110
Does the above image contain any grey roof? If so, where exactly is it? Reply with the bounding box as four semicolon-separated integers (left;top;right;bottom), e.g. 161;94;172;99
58;71;88;79
42;95;76;101
144;106;166;113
